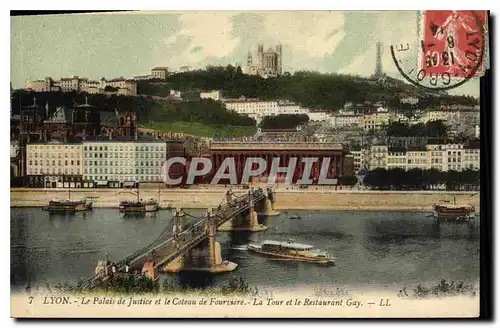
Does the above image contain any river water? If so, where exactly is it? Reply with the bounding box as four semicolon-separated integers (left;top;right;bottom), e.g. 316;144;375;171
10;208;480;293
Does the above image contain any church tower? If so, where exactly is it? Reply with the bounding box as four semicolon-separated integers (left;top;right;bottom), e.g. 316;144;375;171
247;51;253;66
257;44;264;71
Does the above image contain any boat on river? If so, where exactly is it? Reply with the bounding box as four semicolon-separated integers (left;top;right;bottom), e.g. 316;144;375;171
119;199;159;213
248;240;335;265
42;190;94;213
431;196;476;222
119;185;159;214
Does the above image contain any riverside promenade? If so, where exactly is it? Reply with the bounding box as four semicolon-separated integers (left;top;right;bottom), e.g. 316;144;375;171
10;187;480;212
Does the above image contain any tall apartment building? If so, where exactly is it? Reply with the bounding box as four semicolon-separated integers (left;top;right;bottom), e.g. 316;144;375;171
25;140;83;188
25;139;170;187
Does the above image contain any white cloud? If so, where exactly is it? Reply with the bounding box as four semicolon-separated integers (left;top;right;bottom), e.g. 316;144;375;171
260;12;345;58
161;11;345;69
164;12;240;67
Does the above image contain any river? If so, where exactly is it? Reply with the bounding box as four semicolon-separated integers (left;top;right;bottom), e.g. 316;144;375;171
10;208;480;293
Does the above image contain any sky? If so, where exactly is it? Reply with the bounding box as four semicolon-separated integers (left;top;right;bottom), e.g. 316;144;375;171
11;11;480;97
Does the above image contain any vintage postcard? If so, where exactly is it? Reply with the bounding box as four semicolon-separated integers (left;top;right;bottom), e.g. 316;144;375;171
10;10;489;318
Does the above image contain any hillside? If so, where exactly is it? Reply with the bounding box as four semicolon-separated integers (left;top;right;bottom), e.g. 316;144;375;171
138;66;478;111
11;90;256;138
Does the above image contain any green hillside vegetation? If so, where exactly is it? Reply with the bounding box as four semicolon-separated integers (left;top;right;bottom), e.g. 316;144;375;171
11;91;255;138
259;114;309;129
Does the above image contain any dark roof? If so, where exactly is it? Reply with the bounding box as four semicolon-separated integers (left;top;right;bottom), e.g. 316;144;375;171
28;140;82;145
45;107;73;123
388;147;407;153
407;146;427;151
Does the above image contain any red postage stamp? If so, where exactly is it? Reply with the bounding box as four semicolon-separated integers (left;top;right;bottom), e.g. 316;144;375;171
420;10;488;78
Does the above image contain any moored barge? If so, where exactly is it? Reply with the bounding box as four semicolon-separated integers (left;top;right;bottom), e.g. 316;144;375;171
431;196;476;222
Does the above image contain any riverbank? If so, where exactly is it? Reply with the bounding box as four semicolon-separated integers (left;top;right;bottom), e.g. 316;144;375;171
10;188;480;211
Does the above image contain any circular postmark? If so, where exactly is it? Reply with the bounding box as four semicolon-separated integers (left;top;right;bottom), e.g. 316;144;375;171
391;10;487;91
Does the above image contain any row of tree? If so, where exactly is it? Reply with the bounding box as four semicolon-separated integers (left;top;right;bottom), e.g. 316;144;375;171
363;168;480;190
385;120;448;138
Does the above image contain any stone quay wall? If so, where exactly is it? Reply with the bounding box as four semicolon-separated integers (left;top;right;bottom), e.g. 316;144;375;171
10;188;480;212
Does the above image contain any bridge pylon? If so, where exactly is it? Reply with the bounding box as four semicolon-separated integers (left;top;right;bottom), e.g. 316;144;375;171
218;188;268;232
163;208;238;274
257;187;281;216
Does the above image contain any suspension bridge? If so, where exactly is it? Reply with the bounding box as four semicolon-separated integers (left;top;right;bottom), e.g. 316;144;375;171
82;187;276;290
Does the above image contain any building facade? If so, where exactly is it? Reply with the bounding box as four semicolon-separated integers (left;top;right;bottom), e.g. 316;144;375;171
368;145;388;170
362;142;481;172
200;90;222;101
151;67;169;80
223;99;308;124
386;149;407;170
329;114;363;128
307;111;330;122
25;76;138;96
361;112;392;131
26;141;83;188
209;141;347;185
82;140;167;184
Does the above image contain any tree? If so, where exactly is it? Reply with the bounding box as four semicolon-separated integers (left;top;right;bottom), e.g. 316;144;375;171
104;86;118;92
339;175;357;186
259;114;309;129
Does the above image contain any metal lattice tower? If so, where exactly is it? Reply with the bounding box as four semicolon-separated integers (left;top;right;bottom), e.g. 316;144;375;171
374;42;383;78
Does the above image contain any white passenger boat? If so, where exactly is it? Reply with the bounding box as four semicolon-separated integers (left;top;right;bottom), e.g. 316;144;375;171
248;240;335;265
